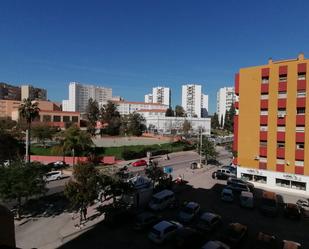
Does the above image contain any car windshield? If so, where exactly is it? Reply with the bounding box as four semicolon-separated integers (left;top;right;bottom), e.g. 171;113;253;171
182;206;194;214
151;228;161;237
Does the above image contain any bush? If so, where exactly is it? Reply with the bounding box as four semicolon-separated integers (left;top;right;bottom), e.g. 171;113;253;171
121;149;145;160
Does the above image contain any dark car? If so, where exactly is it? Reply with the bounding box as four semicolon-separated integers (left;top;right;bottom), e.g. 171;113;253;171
283;203;301;220
227;177;254;192
254;232;278;249
212;169;235;180
222;223;247;247
296;198;309;218
134;212;160;230
172;227;205;249
225;183;250;195
47;161;68;169
259;191;278;217
196;212;222;233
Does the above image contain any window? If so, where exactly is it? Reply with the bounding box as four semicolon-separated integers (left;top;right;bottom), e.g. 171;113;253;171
53;115;61;122
277;142;285;148
298;72;306;80
297;108;305;115
276;178;290;188
295;160;304;167
259;157;267;163
296;126;305;132
241;173;253;181
277;126;285;132
260;125;268;131
254;175;267;184
291;181;306;191
260;140;267;147
297;90;306;98
278;91;287;99
63;116;70;122
277;108;286;117
296;143;304;150
260;110;268;115
72;116;79;123
262;77;269;84
279;75;287;82
260;93;269;100
43;115;51;122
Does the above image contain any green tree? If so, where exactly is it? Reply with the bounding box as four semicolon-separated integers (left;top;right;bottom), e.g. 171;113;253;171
127;113;146;136
100;101;121;135
211;113;220;129
165;107;174;117
220;114;224;128
223;110;230;131
175;105;185;117
182;120;192;135
19;98;40;163
85;98;99;136
31;123;59;147
61;126;93;164
199;138;217;165
145;163;165;188
0;161;47;219
0;117;17;130
227;104;236;132
64;163;100;225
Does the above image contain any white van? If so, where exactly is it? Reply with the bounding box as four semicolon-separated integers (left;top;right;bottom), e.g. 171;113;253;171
44;171;63;182
240;191;254;208
221;188;234;202
149;190;175;211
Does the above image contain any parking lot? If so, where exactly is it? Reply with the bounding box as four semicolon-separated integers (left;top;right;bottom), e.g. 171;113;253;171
59;166;309;249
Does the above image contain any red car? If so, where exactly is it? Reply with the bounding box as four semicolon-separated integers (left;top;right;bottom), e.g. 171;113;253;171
132;160;148;167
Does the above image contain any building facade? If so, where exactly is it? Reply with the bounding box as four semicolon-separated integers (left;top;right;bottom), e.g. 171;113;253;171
144;116;211;135
182;84;208;118
21;85;47;100
216;87;235;124
0;100;21;118
234;53;309;194
0;83;21;100
144;94;153;103
152;87;171;106
110;100;168;115
62;82;112;113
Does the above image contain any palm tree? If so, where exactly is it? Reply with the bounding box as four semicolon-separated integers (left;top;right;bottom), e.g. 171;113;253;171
19;98;40;163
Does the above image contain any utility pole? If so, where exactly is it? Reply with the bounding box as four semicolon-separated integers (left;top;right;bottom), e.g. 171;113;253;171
25;129;29;163
199;128;203;165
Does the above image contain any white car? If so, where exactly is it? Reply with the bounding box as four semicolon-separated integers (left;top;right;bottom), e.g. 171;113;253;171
148;220;183;244
178;201;200;223
44;171;64;182
201;240;230;249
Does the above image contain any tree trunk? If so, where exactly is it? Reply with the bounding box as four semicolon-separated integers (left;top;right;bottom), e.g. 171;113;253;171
26;122;31;163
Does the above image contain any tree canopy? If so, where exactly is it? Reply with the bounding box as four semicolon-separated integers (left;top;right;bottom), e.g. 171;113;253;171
18;98;40;126
165;107;174;117
211;113;220;129
175;105;186;117
99;101;121;136
85;98;99;136
31;123;59;146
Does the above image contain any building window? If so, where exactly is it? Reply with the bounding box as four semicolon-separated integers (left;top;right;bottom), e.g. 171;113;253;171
276;159;285;164
63;116;70;122
259;157;267;163
297;107;306;115
43;115;51;122
277;108;286;118
260;140;267;147
277;126;285;132
254;175;267;184
260;110;268;115
279;74;287;82
72;116;79;123
261;77;269;84
296;143;304;150
260;93;269;100
297;90;306;98
278;91;287;99
276;178;291;188
296;126;305;132
277;142;285;148
298;72;306;80
295;160;304;167
291;181;306;191
260;125;268;131
241;173;253;181
53;116;61;122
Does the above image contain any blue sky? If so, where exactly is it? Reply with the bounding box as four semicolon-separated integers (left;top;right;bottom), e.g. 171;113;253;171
1;0;309;113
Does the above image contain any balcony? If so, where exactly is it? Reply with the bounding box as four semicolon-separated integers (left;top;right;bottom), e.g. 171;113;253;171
297;80;307;90
277;147;285;158
276;164;285;172
277;132;285;142
259;162;267;170
260;100;268;109
297;98;306;108
260;131;268;140
277;116;286;126
260;115;268;125
261;84;269;93
277;99;287;108
295;149;304;160
278;82;287;92
296;132;305;143
296;115;305;125
295;166;304;175
260;147;267;157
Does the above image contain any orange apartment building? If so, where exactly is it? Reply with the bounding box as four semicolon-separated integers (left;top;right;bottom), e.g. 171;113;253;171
233;53;309;194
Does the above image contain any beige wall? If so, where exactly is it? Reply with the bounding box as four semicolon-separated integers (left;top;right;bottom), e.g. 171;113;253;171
0;100;21;118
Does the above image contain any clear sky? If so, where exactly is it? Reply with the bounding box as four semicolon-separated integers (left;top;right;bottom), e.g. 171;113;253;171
1;0;309;113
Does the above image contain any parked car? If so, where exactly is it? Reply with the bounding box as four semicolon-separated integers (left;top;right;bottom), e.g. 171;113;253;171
222;166;237;175
281;240;302;249
283;203;301;220
227;177;254;192
201;240;230;249
149;189;175;211
134;212;160;230
212;169;235;180
240;191;254;208
259;191;278;217
172;227;205;248
225;183;250;195
196;212;222;232
254;232;278;249
47;161;68;169
221;188;234;202
148;220;183;244
44;171;64;182
296;198;309;217
222;223;248;247
132;159;148;167
178;201;200;223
